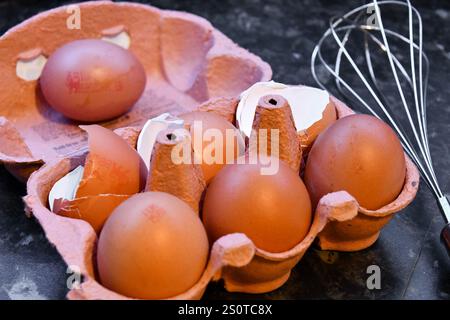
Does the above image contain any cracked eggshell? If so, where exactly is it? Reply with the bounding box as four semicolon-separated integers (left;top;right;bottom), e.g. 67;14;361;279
56;194;130;234
47;125;147;232
76;125;147;197
136;113;184;170
236;81;336;150
0;1;271;182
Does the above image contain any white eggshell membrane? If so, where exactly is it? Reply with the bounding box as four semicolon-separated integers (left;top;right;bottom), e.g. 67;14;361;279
48;165;84;211
137;113;184;170
236;81;330;137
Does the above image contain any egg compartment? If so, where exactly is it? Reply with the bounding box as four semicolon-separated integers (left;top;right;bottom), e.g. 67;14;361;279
0;1;271;182
23;96;351;298
317;97;420;251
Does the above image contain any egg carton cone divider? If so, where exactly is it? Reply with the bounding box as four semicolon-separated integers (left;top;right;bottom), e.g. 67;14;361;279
249;94;302;172
146;128;206;213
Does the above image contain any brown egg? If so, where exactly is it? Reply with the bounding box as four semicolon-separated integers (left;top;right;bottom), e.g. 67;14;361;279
52;125;147;233
40;39;146;122
202;156;312;253
97;192;209;299
180;111;245;184
76;125;147;197
304;114;406;210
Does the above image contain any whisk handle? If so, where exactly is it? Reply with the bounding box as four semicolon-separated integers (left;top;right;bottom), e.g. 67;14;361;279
441;224;450;257
438;196;450;257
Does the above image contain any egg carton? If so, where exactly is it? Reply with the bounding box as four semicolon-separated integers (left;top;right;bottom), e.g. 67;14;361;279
0;1;271;181
1;1;420;299
24;93;419;299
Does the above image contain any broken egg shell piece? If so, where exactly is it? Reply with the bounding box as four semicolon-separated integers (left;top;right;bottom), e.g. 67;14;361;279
76;125;148;198
48;165;84;211
297;98;336;151
55;194;130;234
136;113;184;170
236;82;336;146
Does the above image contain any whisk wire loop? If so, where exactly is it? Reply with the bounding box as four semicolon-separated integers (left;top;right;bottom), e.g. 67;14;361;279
311;0;450;225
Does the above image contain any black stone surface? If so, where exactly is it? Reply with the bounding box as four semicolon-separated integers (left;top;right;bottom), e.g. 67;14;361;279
0;0;449;300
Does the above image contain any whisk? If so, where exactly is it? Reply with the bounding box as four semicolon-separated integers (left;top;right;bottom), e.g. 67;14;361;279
311;0;450;255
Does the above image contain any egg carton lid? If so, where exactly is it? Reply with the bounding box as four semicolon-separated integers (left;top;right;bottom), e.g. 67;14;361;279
0;1;272;181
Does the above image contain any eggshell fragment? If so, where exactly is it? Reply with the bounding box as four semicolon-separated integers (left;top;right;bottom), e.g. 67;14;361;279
76;125;147;197
237;82;288;137
236;81;336;149
97;192;209;299
48;165;84;211
136;113;184;170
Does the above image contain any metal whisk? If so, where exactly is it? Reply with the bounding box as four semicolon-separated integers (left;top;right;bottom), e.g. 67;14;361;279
311;0;450;254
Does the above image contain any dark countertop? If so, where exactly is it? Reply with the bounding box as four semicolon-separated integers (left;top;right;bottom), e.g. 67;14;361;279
0;0;449;300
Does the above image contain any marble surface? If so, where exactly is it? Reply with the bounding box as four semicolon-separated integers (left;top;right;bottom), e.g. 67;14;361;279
0;0;449;300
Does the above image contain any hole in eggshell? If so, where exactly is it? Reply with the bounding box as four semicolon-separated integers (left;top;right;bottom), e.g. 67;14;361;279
268;98;277;106
16;54;47;81
101;31;131;49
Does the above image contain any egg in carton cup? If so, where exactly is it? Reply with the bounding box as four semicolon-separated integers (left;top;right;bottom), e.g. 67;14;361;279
0;1;271;182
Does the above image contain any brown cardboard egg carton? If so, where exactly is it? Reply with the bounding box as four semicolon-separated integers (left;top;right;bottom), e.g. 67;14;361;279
24;93;419;299
1;1;419;300
0;1;271;181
